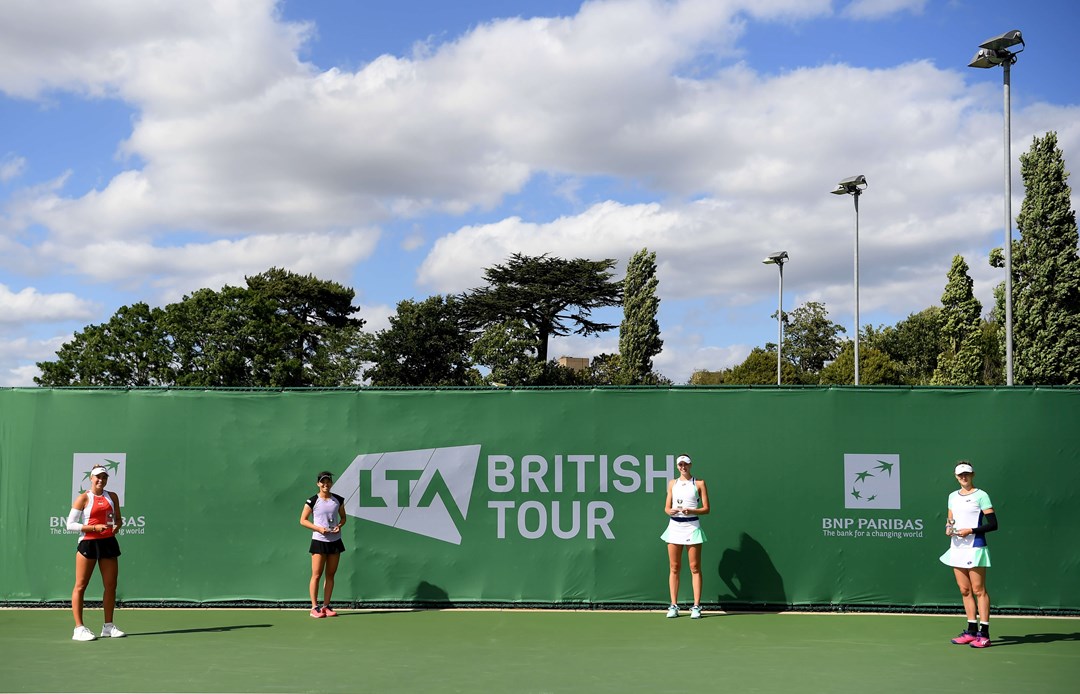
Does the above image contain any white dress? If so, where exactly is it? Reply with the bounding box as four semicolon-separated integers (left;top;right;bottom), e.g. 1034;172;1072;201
661;477;707;545
939;488;993;568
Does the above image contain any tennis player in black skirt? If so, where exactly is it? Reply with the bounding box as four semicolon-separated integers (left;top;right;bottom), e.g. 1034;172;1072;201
300;471;346;617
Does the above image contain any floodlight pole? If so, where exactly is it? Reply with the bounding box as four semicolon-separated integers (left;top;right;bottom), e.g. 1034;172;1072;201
852;190;861;386
763;251;789;385
776;259;784;385
1002;58;1014;386
832;176;866;385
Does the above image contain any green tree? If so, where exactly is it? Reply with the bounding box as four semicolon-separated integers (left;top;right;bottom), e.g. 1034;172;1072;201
1006;131;1080;384
977;316;1005;385
35;303;173;386
588;353;623;385
723;347;798;385
689;369;725;385
931;255;983;385
818;342;902;385
619;249;664;384
862;307;943;385
469;319;546;386
37;268;365;387
363;296;478;386
460;253;622;365
783;301;846;379
165;286;275;387
243;268;364;385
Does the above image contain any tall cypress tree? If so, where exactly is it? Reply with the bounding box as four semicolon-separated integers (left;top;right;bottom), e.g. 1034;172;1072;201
1011;132;1080;384
618;249;663;384
932;255;983;385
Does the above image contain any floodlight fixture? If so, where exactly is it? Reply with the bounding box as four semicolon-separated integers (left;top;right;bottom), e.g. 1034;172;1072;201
980;29;1024;53
762;251;789;265
831;175;868;196
969;30;1023;68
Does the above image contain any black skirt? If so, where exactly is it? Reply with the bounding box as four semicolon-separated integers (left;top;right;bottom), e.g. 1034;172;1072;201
309;539;346;555
78;536;122;560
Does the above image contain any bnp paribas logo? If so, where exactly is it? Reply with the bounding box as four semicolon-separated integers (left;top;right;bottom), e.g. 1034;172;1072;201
72;453;126;504
337;445;481;545
844;453;900;510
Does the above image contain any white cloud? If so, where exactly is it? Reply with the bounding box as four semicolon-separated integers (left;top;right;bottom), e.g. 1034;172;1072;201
841;0;927;20
39;228;380;305
0;334;68;386
0;0;311;110
0;284;98;323
0;154;26;183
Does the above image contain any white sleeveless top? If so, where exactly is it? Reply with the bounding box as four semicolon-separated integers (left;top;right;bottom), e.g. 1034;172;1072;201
671;477;700;516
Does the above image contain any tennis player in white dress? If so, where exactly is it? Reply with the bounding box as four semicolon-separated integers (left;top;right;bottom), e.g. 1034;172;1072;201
662;454;710;619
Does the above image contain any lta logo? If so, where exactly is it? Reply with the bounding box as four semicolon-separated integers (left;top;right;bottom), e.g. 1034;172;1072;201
336;445;481;545
843;454;900;510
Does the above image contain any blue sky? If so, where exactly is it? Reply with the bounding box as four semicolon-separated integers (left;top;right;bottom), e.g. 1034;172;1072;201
2;0;1078;386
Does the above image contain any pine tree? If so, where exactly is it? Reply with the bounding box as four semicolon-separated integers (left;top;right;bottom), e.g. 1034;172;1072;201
932;255;983;385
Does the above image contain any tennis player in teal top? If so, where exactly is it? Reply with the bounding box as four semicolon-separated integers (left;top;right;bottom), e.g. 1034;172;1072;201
940;461;997;648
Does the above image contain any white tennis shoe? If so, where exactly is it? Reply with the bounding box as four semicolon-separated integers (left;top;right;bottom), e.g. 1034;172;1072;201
666;604;679;618
100;623;126;638
72;625;96;641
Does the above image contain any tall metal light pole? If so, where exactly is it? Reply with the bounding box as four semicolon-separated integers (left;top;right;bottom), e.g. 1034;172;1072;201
832;175;867;385
762;251;789;385
969;29;1024;386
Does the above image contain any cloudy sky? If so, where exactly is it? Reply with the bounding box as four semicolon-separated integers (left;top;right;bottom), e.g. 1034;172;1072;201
2;0;1078;386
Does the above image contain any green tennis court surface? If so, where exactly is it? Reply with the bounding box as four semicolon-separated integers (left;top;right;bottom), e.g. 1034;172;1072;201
2;609;1077;693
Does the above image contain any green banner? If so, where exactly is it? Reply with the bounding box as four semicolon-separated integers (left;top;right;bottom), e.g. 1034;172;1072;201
1;387;1077;610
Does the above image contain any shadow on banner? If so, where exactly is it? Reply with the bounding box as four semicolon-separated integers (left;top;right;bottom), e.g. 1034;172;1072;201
716;533;787;610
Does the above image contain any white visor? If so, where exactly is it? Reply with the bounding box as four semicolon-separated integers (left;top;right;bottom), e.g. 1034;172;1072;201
90;466;108;477
676;455;692;465
954;463;973;475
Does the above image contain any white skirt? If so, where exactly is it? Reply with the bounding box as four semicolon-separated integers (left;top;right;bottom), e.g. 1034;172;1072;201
661;518;707;545
939;535;991;568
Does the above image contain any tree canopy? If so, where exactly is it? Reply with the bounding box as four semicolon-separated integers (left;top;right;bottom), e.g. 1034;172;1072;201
460;253;622;364
36;268;365;387
862;308;943;385
783;301;846;380
818;342;901;385
36;302;173;387
363;295;478;387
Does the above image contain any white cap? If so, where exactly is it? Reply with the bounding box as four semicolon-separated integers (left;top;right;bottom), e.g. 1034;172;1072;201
676;455;692;465
954;463;973;475
90;466;109;477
